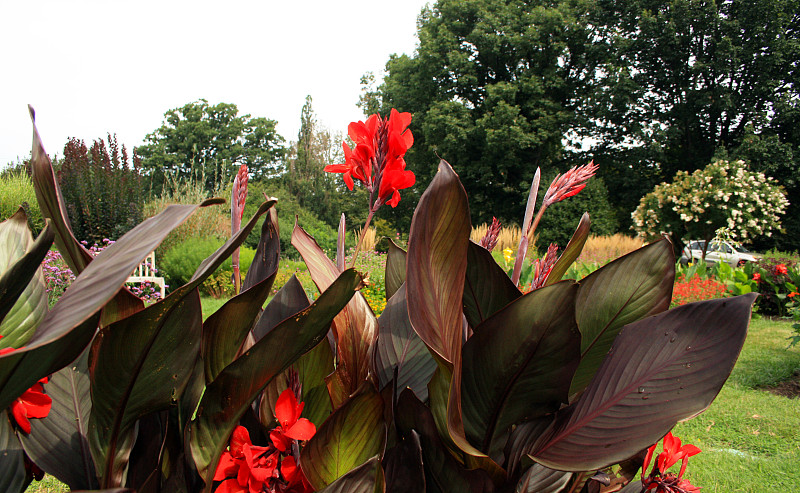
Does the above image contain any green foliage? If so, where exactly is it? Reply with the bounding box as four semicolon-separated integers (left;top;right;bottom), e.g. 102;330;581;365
57;135;144;244
536;177;618;248
633;160;788;249
137;99;286;194
0;168;43;234
242;180;338;257
161;237;255;297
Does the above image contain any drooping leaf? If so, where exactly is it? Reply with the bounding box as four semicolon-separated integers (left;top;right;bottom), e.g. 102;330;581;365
0;414;27;493
545;212;590;286
20;350;97;490
373;284;436;401
504;417;553;477
0;211;50;346
461;281;580;456
89;201;276;487
395;389;494;493
189;269;364;487
515;464;572;493
406;159;470;365
569;239;675;396
384;239;406;301
463;241;521;328
0;202;213;412
317;456;385;493
530;294;756;471
300;387;386;490
28;107;144;324
384;431;425;492
292;221;378;400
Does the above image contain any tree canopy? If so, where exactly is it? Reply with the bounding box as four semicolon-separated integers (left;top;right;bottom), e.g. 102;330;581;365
136;100;285;194
370;0;800;248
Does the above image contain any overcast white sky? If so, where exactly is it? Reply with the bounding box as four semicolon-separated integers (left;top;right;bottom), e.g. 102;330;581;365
0;0;430;167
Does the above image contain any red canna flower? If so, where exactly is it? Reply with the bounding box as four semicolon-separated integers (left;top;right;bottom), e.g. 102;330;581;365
542;161;598;207
641;432;702;492
325;109;415;209
479;217;502;251
279;456;314;493
528;243;559;291
214;426;279;493
752;272;761;283
269;389;316;453
10;377;52;434
775;264;788;276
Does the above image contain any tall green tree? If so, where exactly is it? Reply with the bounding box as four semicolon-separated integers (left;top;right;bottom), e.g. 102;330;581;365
370;0;610;228
137;100;285;194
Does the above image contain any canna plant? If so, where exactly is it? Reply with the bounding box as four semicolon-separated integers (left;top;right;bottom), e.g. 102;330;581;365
0;107;755;493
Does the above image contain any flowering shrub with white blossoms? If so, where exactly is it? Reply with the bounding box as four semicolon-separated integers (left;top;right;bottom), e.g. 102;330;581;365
632;159;789;244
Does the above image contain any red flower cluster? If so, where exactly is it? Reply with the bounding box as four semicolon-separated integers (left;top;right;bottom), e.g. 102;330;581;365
214;389;315;493
0;336;52;434
478;217;502;251
325;109;415;208
775;263;788;276
752;272;761;283
641;432;701;492
542;161;598;207
671;275;727;307
527;243;559;292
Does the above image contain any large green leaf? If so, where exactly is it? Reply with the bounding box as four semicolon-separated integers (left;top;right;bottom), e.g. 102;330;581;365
395;389;493;493
384;239;407;301
0;202;212;412
20;350;97;490
463;241;521;328
294;338;335;427
88;201;275;487
317;456;385;493
569;239;675;396
545;212;590;286
373;284;436;401
189;269;364;487
28;107;144;324
530;294;756;471
292;222;378;401
0;414;27;493
461;281;580;457
406;159;470;364
300;387;386;490
515;464;572;493
0;211;51;346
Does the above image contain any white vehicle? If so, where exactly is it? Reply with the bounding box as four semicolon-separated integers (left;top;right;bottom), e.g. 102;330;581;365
680;240;759;267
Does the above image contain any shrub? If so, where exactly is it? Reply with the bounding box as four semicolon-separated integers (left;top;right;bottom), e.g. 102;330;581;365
0;167;44;234
161;237;255;297
671;274;728;307
58;135;144;243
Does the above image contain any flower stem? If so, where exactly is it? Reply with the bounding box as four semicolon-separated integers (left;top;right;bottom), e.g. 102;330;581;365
350;208;376;269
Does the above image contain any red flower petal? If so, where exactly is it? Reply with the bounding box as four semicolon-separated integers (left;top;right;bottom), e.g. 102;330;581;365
230;426;252;458
275;389;300;429
213;451;238;481
216;478;247;493
285;417;316;441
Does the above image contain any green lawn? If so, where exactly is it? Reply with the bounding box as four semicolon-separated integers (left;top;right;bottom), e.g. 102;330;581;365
26;318;799;493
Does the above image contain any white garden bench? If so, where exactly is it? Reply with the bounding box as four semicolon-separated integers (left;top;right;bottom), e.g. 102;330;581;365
127;251;166;299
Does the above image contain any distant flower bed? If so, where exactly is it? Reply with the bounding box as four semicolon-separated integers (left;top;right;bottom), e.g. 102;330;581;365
671;274;728;307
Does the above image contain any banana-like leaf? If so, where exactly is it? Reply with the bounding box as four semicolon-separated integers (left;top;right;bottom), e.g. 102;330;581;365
569;239;674;396
530;294;756;471
252;275;309;341
515;464;572;493
0;211;51;346
189;269;364;487
294;339;335;427
0;414;27;493
545;212;590;286
318;456;385;493
0;202;211;412
373;284;436;401
384;239;407;301
20;350;97;490
240;206;280;292
461;281;580;457
395;389;494;493
300;387;386;490
89;201;275;487
384;431;425;492
463;241;521;328
292;221;378;401
28;107;144;324
407;159;471;364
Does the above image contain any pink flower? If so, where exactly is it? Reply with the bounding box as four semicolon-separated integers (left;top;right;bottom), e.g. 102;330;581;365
542;161;598;207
